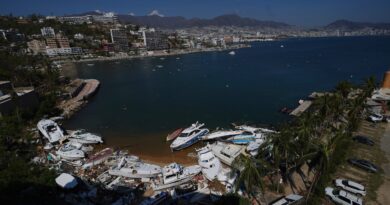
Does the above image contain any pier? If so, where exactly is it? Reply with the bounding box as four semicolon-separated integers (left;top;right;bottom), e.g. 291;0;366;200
289;100;313;116
58;79;100;118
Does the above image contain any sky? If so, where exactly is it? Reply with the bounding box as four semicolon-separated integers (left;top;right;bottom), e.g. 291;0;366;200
1;0;390;26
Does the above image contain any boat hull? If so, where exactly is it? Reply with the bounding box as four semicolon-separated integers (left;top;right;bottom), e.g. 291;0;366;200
171;129;208;151
166;128;184;141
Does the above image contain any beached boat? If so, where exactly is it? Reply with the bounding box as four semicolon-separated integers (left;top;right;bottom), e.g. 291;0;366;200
201;130;244;140
68;129;103;144
163;163;201;184
197;145;221;181
140;191;169;205
109;157;162;178
153;163;201;191
166;128;184;141
37;119;64;143
226;134;256;145
173;183;198;197
246;134;265;156
234;124;258;133
56;142;85;160
211;141;244;166
217;168;237;193
82;148;113;169
170;122;209;151
234;124;277;134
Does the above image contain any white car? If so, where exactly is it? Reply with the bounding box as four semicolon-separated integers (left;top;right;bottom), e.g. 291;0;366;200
369;113;383;122
335;179;366;196
269;194;303;205
325;187;363;205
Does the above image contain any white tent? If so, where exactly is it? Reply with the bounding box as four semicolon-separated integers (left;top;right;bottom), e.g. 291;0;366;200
55;173;78;189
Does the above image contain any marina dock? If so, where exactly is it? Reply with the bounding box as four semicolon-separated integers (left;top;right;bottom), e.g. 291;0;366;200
289;100;312;116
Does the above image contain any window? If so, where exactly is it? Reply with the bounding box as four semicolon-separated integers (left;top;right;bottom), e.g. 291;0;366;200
339;196;351;203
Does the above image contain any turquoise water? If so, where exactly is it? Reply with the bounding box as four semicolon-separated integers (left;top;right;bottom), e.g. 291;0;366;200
63;36;390;154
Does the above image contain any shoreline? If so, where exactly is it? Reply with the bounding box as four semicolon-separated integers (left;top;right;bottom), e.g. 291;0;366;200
57;44;250;64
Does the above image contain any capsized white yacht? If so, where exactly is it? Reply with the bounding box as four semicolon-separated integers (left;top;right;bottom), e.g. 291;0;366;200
170;122;209;151
201;130;244;140
211;141;244;166
56;142;85;160
68;129;103;144
108;157;162;178
197;145;222;181
37;119;64;143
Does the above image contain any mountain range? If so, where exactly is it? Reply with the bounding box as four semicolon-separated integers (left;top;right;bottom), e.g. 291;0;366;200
325;20;390;30
117;14;290;29
66;11;390;30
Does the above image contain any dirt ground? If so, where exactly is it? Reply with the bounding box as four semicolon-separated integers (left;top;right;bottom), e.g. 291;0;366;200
376;123;390;205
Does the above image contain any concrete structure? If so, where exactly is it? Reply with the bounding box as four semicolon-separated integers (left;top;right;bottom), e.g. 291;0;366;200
290;100;313;117
110;29;129;52
41;27;55;37
27;40;46;54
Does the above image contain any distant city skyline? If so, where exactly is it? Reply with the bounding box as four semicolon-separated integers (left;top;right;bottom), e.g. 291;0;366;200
1;0;390;26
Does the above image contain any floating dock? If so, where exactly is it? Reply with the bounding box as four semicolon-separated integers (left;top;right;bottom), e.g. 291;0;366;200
290;100;312;117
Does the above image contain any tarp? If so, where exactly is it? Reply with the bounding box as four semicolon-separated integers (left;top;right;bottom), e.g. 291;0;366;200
55;173;78;189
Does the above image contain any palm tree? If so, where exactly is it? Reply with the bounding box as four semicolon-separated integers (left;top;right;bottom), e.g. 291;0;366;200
306;129;346;201
363;76;376;98
233;155;264;203
335;80;353;98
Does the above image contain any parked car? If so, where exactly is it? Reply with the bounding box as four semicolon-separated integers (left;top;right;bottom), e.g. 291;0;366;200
268;194;304;205
348;158;379;173
325;187;363;205
352;135;374;146
368;113;383;122
334;179;366;196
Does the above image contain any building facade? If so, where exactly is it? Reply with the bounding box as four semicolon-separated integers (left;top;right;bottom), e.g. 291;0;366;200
41;27;55;37
144;31;169;51
110;29;129;52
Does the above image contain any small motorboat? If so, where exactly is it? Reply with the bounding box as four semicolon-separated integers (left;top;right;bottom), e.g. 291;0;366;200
166;128;184;141
228;51;235;55
226;134;256;145
56;142;85;160
37;119;64;143
109;157;162;178
82;148;113;169
68;129;103;144
153;163;201;191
